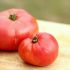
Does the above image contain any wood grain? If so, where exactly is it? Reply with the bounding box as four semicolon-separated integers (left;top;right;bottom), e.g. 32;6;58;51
0;20;70;70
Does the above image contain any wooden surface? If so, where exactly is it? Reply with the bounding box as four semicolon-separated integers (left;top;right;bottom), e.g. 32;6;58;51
0;20;70;70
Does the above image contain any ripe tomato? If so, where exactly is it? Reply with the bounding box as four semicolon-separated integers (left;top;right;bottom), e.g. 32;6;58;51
0;9;38;51
18;32;58;66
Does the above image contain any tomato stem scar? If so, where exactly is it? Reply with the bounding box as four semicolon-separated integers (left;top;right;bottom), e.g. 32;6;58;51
9;14;17;21
32;36;38;43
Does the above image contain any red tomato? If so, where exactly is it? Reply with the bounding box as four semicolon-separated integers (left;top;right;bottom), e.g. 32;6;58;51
0;9;38;51
18;32;59;66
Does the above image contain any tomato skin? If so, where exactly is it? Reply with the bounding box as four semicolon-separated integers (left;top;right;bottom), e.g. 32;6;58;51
0;9;38;51
18;32;58;66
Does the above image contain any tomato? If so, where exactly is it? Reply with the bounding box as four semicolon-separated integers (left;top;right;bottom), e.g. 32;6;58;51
0;8;38;51
18;32;58;66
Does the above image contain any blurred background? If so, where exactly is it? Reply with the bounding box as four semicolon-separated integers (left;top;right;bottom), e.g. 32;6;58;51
0;0;70;24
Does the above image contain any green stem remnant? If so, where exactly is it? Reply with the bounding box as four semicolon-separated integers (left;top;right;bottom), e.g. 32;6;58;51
9;14;17;21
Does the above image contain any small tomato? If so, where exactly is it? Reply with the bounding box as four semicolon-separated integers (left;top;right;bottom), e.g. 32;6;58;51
18;32;59;66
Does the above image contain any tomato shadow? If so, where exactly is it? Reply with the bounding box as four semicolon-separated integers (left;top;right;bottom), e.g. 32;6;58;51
0;50;18;56
22;61;47;68
21;59;55;69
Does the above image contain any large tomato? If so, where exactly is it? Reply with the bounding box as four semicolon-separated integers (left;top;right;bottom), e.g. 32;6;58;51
0;9;38;51
18;32;58;66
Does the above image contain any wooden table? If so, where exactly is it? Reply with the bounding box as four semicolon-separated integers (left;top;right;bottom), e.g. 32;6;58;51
0;20;70;70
